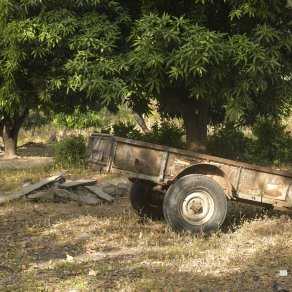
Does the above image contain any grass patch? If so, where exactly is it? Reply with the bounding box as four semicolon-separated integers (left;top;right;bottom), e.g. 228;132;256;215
1;137;292;291
1;195;292;291
0;168;48;192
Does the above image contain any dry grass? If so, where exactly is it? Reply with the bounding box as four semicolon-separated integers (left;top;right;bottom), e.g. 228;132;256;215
1;194;292;291
0;144;292;291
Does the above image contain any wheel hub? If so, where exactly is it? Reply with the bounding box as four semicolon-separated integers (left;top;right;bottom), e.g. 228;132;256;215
190;200;203;214
181;191;215;225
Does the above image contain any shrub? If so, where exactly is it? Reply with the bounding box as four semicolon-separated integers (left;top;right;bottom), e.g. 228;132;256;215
52;107;102;129
207;119;292;166
54;135;87;168
111;120;186;149
112;122;143;140
251;118;292;165
143;121;186;149
23;110;51;130
207;123;253;162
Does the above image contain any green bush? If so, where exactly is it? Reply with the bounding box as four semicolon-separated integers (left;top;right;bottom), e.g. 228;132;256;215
111;120;186;149
112;122;143;140
143;121;186;149
52;107;102;129
207;124;253;162
251;118;292;165
207;119;292;166
54;135;87;168
23;110;51;129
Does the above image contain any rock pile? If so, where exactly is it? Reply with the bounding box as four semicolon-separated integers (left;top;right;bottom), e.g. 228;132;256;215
0;171;131;205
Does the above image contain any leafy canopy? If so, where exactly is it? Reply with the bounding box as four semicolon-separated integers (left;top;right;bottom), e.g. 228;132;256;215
0;0;129;116
126;0;292;123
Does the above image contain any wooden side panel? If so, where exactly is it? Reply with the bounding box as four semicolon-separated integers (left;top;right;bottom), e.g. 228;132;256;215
165;153;202;179
90;136;113;163
113;142;163;176
88;133;292;207
237;168;291;201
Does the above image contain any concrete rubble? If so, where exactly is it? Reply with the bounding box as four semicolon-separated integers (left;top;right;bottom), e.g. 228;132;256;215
0;172;131;205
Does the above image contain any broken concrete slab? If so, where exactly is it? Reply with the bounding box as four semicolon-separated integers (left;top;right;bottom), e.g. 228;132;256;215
78;193;101;205
85;186;114;203
116;182;130;196
27;188;56;201
100;181;130;197
0;171;68;204
53;187;101;205
101;182;116;195
54;188;76;199
59;179;97;189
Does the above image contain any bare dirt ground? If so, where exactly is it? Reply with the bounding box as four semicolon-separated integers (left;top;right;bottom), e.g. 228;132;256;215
0;145;292;291
0;143;54;171
0;156;53;170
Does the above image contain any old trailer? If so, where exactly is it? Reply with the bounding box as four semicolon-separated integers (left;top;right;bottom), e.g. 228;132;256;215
88;133;292;234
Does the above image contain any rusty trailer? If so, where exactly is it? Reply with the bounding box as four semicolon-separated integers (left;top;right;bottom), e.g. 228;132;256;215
88;133;292;234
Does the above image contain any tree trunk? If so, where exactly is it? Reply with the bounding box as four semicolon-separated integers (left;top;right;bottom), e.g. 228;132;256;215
0;108;29;158
159;87;209;153
134;113;150;133
3;125;20;158
181;99;208;153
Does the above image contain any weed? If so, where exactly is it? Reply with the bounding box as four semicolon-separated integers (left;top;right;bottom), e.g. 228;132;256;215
111;120;186;148
53;135;87;168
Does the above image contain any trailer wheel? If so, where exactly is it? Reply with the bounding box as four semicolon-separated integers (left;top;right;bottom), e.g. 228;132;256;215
130;180;164;220
163;174;227;234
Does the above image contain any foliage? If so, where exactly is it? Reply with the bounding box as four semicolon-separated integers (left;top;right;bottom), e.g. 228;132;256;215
127;12;226;115
207;124;252;162
251;118;292;165
0;0;291;155
54;135;87;168
112;120;186;149
52;107;102;130
143;121;186;149
112;122;143;140
0;0;129;111
23;110;51;130
0;0;129;155
126;1;292;150
207;119;292;166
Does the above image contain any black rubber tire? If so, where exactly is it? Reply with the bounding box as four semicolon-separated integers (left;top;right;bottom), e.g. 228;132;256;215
163;174;228;234
130;180;164;220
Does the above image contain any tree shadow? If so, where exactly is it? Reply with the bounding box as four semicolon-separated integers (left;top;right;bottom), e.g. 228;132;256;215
1;197;292;291
17;142;55;157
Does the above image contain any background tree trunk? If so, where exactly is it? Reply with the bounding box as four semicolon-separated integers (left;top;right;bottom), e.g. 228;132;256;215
134;113;150;133
181;99;208;153
0;108;29;158
159;87;209;153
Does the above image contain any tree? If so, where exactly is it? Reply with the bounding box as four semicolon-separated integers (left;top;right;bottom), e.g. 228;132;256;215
126;0;292;152
1;0;291;157
0;0;128;157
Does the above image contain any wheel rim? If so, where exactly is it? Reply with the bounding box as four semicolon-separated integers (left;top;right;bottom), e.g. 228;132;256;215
181;191;215;225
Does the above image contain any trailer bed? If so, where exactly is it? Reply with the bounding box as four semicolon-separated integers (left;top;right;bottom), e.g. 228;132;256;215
89;133;292;212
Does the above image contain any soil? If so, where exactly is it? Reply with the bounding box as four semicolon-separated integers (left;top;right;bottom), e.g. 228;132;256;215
0;155;53;170
0;143;54;170
1;143;292;291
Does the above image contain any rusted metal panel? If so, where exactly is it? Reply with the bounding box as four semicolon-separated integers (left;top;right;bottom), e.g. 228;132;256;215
289;186;292;201
113;143;163;176
89;135;114;163
88;133;292;210
165;153;201;178
112;135;292;179
159;151;169;181
235;168;292;203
